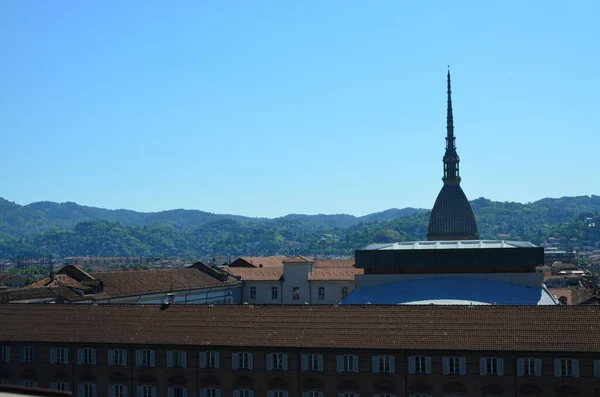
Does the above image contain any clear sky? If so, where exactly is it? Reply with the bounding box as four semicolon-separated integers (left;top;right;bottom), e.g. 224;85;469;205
1;1;598;218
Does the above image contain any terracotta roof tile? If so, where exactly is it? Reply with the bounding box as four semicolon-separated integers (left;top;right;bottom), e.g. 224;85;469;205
310;258;362;280
283;255;313;263
226;267;283;281
1;305;600;352
229;256;287;268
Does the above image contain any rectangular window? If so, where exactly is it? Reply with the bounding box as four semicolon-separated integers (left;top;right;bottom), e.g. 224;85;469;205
341;287;349;299
50;382;70;391
415;356;428;374
481;357;502;375
20;346;35;363
337;354;358;372
0;346;9;362
51;347;69;364
318;287;325;300
136;350;155;367
518;357;541;377
271;287;278;300
233;352;253;369
201;389;220;397
78;348;96;365
138;385;156;397
234;390;255;397
302;354;323;371
302;393;323;397
250;287;256;299
109;384;127;397
443;356;465;375
201;351;220;369
555;358;579;377
337;393;358;397
373;355;395;373
168;386;187;397
595;360;600;378
167;350;187;368
268;392;287;397
523;358;535;376
20;381;38;388
268;353;287;370
292;287;300;300
109;349;127;366
79;383;97;397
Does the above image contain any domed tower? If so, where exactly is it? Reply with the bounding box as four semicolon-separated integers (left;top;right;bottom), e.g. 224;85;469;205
427;70;479;241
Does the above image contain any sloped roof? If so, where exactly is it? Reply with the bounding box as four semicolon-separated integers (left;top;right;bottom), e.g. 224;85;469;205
283;255;313;263
1;304;599;352
310;258;362;281
226;267;283;281
229;256;287;268
427;184;478;240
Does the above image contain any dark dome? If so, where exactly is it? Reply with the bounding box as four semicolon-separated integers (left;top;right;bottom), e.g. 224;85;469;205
427;184;478;240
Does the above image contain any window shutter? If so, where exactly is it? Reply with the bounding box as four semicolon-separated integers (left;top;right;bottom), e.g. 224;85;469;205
152;386;157;397
480;358;487;375
266;354;274;370
573;359;579;377
4;347;10;363
122;350;127;366
301;354;308;371
459;357;466;375
182;388;187;397
248;353;254;370
31;347;36;363
318;393;324;397
594;360;600;378
200;389;207;397
91;349;96;365
123;386;128;396
282;392;288;397
374;395;381;397
267;392;274;397
353;355;359;372
50;348;57;364
318;354;324;371
214;352;220;369
78;384;84;397
168;387;174;397
337;394;344;397
109;385;115;397
302;393;309;397
108;350;114;366
497;358;504;376
150;351;156;367
535;359;542;376
372;356;380;373
167;351;174;368
78;349;83;364
136;351;142;366
216;389;221;397
92;384;97;397
181;351;187;368
249;391;255;397
234;391;240;397
442;357;449;374
517;358;524;376
282;354;288;370
336;355;343;372
200;352;207;368
389;356;396;373
232;353;239;369
425;357;432;374
554;359;562;377
136;386;142;397
408;356;416;374
51;382;57;390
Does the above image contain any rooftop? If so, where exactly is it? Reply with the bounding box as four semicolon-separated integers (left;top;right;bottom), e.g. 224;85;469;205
362;240;538;251
0;304;599;352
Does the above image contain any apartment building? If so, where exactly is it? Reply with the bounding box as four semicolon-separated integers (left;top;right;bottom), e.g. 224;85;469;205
1;304;600;396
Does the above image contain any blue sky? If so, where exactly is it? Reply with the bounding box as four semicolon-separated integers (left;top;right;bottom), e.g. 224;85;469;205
1;1;598;217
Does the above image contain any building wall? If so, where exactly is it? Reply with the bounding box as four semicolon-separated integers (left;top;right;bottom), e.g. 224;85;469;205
241;281;283;304
1;342;599;396
309;280;355;304
282;263;313;304
356;272;544;288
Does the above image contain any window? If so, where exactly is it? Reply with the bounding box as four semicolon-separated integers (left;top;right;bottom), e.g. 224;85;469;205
167;350;187;368
555;358;579;377
137;385;157;397
302;393;324;397
292;287;300;300
78;348;96;365
109;384;127;397
443;356;465;375
301;353;323;371
0;346;10;362
20;381;38;388
271;287;278;300
109;349;127;366
50;347;69;364
267;392;287;397
408;356;431;374
337;354;359;372
234;390;255;397
341;287;349;299
50;382;70;391
200;389;220;397
517;358;541;376
337;393;359;397
372;355;395;373
318;287;325;300
250;287;256;299
595;360;600;378
168;386;188;397
78;383;97;397
200;351;220;368
480;357;503;376
19;346;36;363
233;352;253;369
267;353;288;370
136;350;156;367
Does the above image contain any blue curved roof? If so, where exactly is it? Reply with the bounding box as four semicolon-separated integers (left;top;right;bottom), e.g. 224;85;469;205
342;277;558;305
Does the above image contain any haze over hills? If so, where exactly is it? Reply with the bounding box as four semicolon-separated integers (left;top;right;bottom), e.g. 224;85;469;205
0;196;599;260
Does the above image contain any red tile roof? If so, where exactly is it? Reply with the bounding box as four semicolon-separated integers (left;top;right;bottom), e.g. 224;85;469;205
226;267;283;281
1;304;599;352
283;255;313;263
229;256;287;268
310;258;363;281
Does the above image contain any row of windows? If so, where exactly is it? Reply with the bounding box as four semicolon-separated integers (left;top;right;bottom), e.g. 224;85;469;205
248;286;349;300
1;346;596;378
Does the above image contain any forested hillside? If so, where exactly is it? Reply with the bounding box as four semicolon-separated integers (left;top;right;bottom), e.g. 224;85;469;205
1;196;599;259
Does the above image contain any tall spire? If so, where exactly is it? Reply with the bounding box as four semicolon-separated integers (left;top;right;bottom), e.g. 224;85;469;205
443;68;460;185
